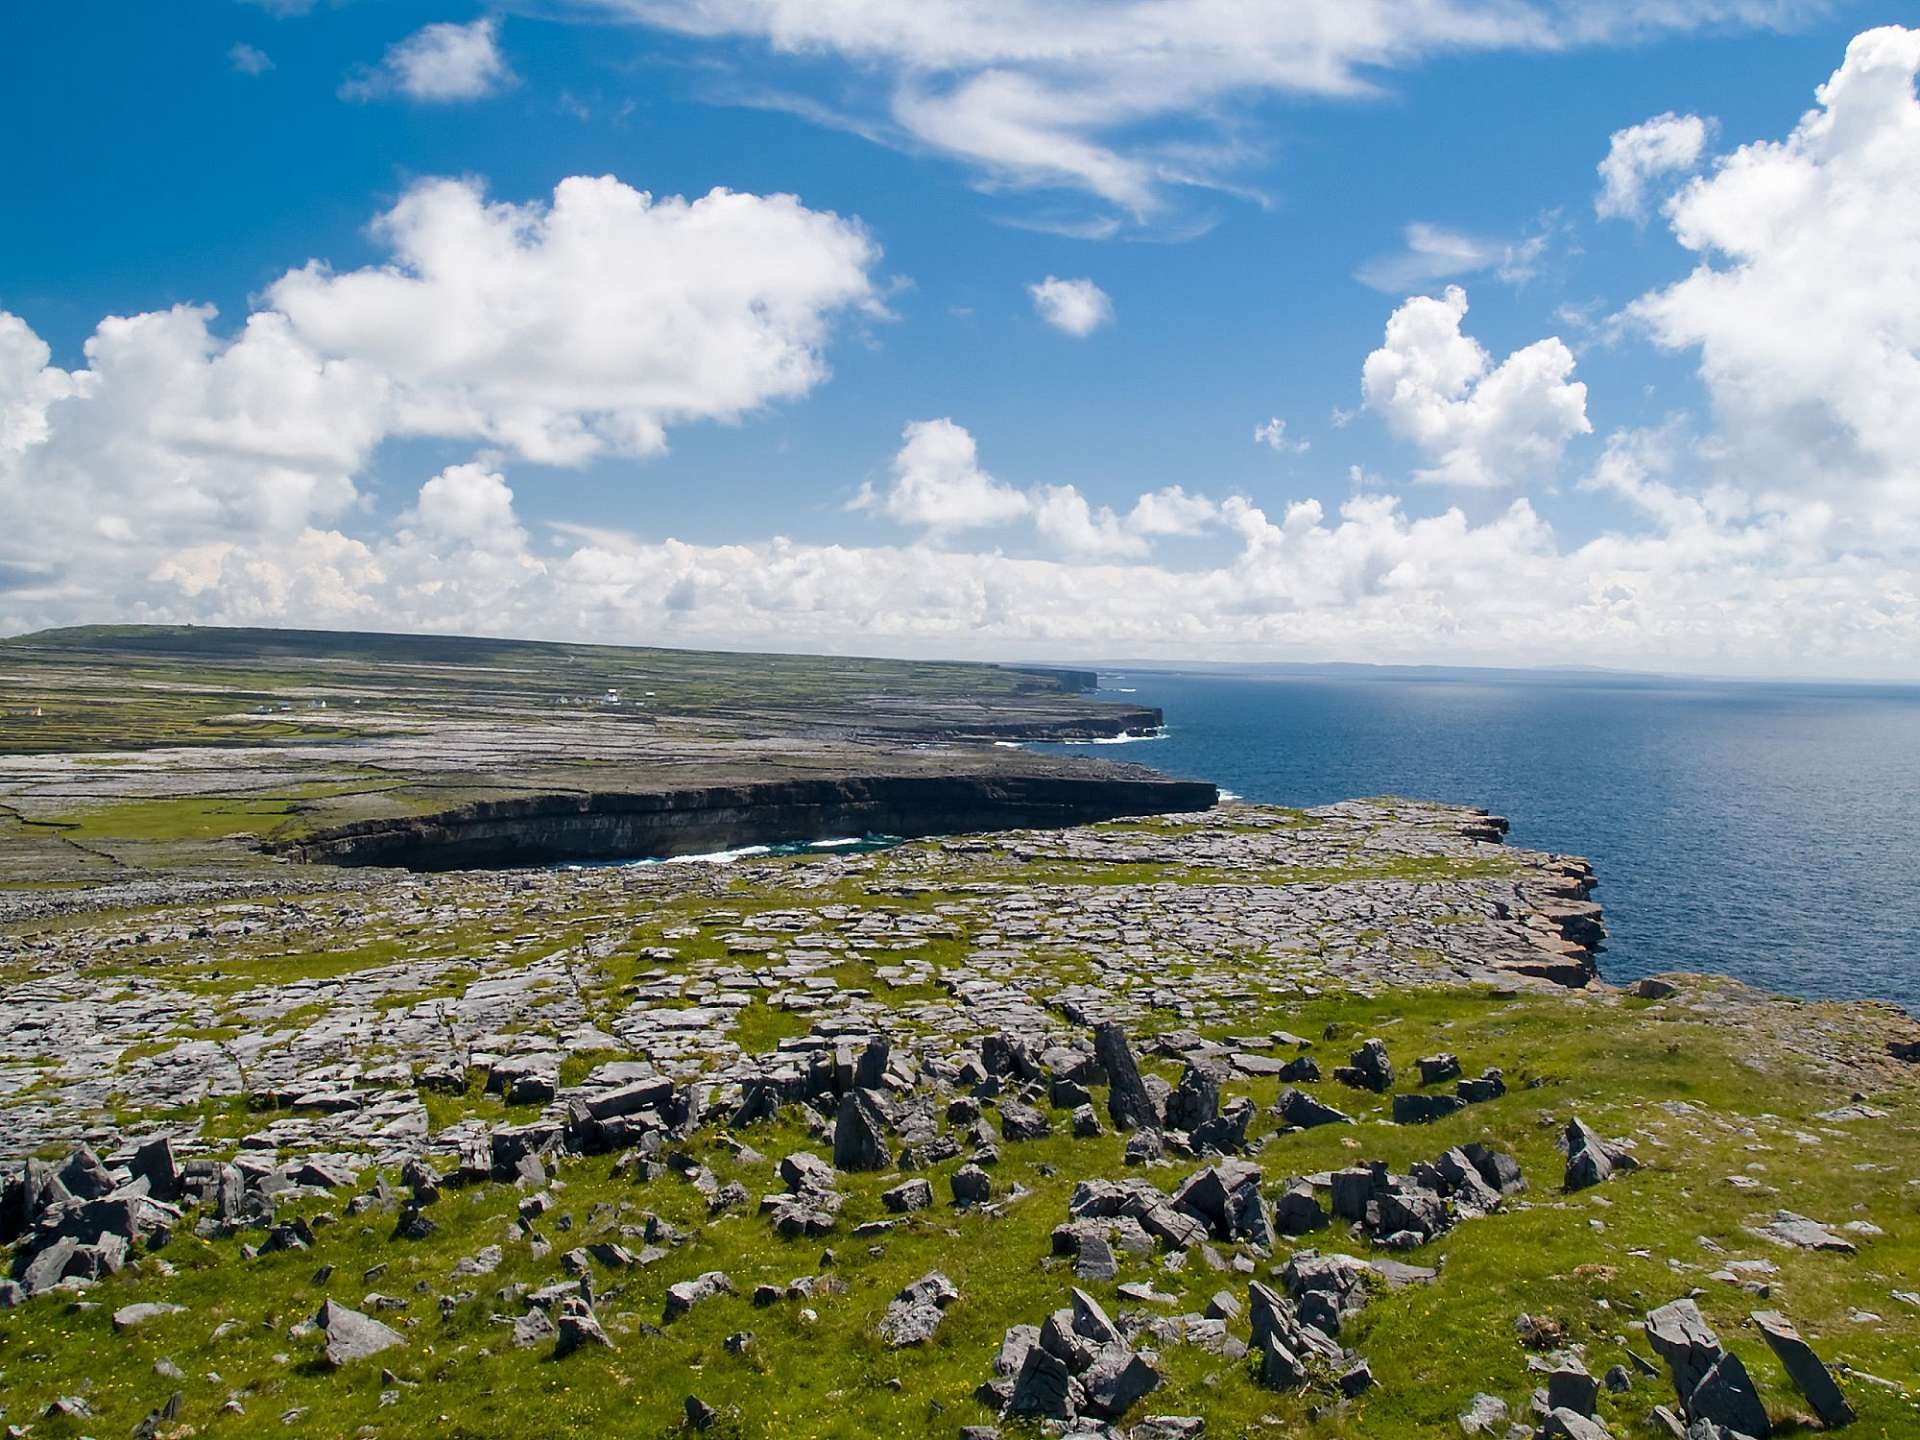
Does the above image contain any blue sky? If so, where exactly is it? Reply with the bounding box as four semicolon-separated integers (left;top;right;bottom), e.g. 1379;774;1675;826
3;2;1919;674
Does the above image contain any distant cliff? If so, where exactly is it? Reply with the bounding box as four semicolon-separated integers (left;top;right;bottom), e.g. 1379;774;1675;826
999;664;1102;694
277;770;1218;870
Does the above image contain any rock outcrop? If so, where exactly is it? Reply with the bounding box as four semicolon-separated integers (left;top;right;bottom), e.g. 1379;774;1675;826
277;771;1219;870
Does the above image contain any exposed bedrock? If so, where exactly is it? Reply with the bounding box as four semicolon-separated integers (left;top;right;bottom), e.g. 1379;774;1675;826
276;771;1220;870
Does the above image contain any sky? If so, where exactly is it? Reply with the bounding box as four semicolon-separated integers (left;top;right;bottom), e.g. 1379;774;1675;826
3;1;1919;676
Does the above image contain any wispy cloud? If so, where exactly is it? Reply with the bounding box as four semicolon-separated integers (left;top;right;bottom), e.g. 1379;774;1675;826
1354;216;1558;294
228;42;274;76
570;0;1818;234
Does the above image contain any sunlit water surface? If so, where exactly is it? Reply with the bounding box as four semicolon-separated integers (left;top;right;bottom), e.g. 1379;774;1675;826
1032;671;1920;1011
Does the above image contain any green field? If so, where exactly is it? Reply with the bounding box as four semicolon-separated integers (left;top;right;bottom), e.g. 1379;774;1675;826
0;625;1141;883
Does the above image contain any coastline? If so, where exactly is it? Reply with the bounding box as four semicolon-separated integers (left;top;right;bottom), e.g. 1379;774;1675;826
4;631;1918;1436
4;798;1918;1438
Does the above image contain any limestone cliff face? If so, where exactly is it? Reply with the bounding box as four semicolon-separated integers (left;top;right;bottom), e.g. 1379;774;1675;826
904;706;1163;740
278;771;1219;871
1510;855;1604;986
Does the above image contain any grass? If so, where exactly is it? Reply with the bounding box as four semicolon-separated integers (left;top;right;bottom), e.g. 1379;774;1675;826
49;780;412;847
3;784;1915;1437
5;979;1918;1439
730;1000;817;1054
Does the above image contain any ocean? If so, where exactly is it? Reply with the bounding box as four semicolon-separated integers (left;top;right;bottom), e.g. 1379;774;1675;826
1030;669;1920;1013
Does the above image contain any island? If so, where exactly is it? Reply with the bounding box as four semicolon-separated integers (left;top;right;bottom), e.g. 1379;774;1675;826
1;627;1914;1439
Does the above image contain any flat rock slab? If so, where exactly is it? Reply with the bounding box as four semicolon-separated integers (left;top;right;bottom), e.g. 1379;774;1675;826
317;1299;407;1367
112;1301;185;1332
1753;1210;1857;1253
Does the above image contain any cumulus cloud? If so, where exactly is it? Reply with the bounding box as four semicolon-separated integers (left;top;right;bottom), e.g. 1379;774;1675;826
268;174;881;465
576;0;1807;229
1629;26;1920;542
4;303;388;554
1361;286;1590;488
853;421;1226;558
403;463;528;553
1028;276;1114;336
1125;486;1220;537
10;32;1920;678
0;315;76;462
1032;485;1147;558
22;445;1909;678
0;173;881;613
852;418;1033;531
2;341;1915;675
1595;111;1712;220
341;17;514;103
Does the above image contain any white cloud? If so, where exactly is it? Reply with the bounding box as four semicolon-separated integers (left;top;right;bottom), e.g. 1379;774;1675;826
11;31;1920;679
3;339;1916;675
1354;220;1553;293
403;463;528;553
854;422;1225;558
579;0;1807;228
0;173;881;614
341;17;514;103
1595;111;1712;220
3;303;389;552
1629;25;1920;540
1028;276;1114;336
268;175;881;465
229;43;274;76
852;418;1032;531
25;451;1909;679
1361;286;1590;488
1124;486;1220;537
0;314;77;462
1032;485;1147;558
1253;417;1309;454
1355;224;1500;293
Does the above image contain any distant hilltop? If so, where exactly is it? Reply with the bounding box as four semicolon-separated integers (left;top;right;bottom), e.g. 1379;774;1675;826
4;623;1096;693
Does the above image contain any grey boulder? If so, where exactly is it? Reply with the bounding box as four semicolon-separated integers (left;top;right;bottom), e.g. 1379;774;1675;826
1751;1309;1851;1428
317;1299;407;1368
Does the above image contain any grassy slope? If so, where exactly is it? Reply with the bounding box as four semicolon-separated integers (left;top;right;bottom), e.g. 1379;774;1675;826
3;859;1917;1438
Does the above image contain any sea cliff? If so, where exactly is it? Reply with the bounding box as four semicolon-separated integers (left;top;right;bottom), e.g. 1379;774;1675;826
2;629;1917;1438
276;771;1219;869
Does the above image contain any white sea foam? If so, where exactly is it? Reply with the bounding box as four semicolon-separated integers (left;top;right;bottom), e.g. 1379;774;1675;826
662;844;773;865
558;834;903;871
1052;728;1169;746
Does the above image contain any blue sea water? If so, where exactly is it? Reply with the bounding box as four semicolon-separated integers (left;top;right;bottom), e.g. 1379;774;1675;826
1031;670;1920;1012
